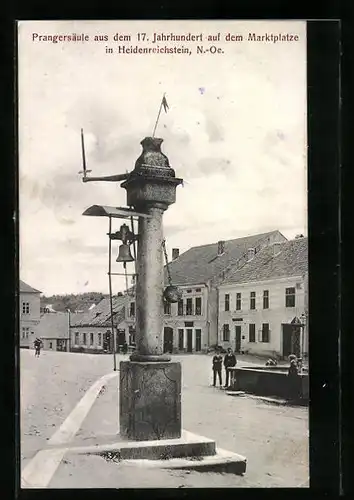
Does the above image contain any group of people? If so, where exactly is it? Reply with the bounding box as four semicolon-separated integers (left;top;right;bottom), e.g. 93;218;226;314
212;347;237;388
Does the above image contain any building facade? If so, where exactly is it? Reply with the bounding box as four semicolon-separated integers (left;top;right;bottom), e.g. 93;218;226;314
69;294;134;353
37;310;71;352
162;230;287;353
69;230;291;355
19;280;41;348
218;238;308;359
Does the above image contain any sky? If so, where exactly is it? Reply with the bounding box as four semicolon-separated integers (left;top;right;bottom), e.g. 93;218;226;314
18;20;307;296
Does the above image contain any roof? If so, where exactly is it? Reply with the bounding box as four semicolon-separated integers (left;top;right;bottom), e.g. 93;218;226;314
221;237;308;285
20;280;41;293
82;205;151;219
70;295;127;327
37;312;69;339
164;231;286;286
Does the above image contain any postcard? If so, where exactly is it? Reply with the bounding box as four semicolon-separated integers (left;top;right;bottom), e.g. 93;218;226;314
18;19;308;489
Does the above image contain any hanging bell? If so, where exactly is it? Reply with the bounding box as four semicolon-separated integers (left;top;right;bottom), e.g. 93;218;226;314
116;243;134;263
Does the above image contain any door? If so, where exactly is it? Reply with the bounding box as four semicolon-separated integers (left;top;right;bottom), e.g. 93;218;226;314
178;329;184;351
282;324;301;358
195;329;202;352
163;327;173;353
235;326;241;353
118;330;126;348
186;329;193;353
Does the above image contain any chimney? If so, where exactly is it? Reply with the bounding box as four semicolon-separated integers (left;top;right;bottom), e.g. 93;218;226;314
247;248;255;261
172;248;180;260
273;242;282;256
217;240;225;255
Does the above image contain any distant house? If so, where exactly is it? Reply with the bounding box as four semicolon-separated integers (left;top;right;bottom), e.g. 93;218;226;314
37;311;71;352
218;237;308;359
69;294;134;353
19;280;41;348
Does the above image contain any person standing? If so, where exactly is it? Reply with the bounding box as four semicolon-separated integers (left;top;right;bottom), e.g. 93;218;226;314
224;348;237;388
288;354;301;400
34;338;42;357
212;349;223;387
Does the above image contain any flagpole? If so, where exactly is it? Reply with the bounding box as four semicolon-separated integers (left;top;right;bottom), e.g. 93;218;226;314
152;93;165;138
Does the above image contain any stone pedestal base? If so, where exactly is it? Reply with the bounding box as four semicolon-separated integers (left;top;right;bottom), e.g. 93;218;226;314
119;361;181;441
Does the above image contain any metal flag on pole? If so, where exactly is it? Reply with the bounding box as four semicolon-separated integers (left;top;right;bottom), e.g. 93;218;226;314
152;93;169;138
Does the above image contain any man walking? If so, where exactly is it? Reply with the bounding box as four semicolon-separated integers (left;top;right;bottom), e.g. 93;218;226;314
212;348;223;387
224;347;237;388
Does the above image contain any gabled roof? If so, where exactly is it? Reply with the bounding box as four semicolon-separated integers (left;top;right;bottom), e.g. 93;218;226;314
221;237;308;285
164;231;286;286
37;312;69;339
70;295;127;327
20;280;41;294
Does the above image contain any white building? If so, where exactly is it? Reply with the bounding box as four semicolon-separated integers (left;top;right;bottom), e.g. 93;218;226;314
36;310;72;352
19;280;41;348
163;230;287;353
218;237;308;359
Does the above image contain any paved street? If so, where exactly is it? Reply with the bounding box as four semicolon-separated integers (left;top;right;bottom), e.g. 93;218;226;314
21;349;309;488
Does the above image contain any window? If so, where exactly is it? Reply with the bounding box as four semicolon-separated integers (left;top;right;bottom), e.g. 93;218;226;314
178;329;184;350
263;290;269;309
129;302;135;317
98;333;102;346
22;327;29;339
261;323;270;343
250;292;256;310
83;332;87;345
164;301;171;315
195;297;202;315
177;300;184;316
285;287;296;307
196;288;201;292
186;289;192;293
225;294;230;311
236;293;241;310
90;333;94;346
49;342;53;349
249;324;256;342
22;302;30;314
222;324;230;342
75;332;79;345
186;298;193;315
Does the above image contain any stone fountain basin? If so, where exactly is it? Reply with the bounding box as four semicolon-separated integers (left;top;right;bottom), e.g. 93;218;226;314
229;367;309;401
241;365;308;373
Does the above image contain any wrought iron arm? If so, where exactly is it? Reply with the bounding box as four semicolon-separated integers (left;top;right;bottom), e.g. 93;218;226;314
82;173;131;183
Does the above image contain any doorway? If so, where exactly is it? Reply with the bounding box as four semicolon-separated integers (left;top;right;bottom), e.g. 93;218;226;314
186;329;193;352
195;329;201;352
235;325;241;353
178;329;184;351
163;327;174;353
118;329;126;348
56;339;66;352
282;324;301;358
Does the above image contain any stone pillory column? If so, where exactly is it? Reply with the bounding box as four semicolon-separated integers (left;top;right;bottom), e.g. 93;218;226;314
119;137;183;441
